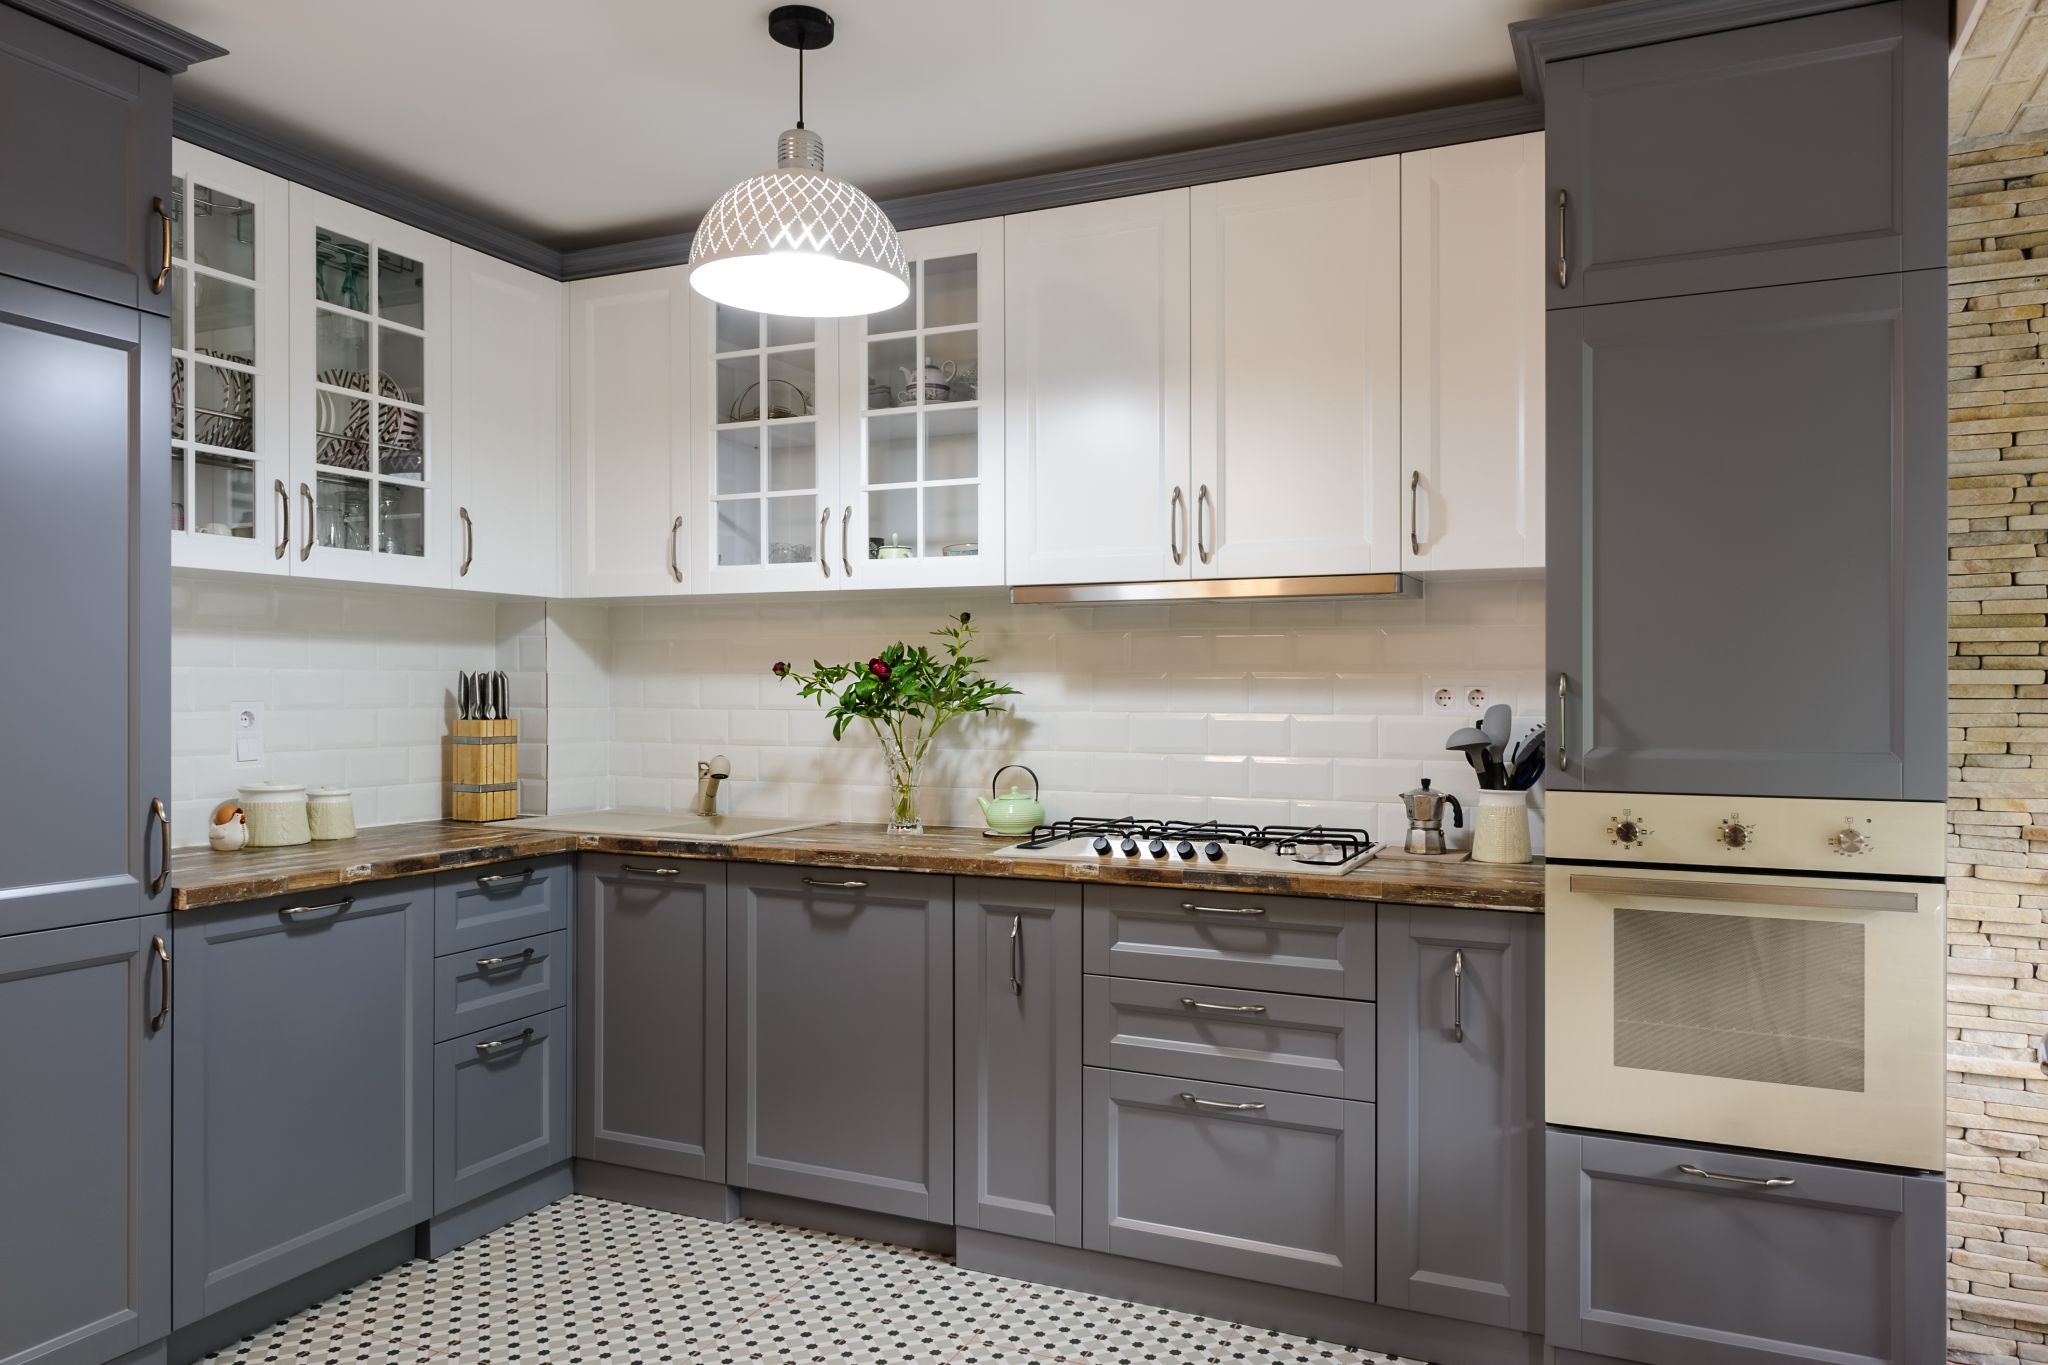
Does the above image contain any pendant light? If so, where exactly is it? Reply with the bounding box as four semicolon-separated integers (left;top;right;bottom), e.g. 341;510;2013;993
688;5;909;319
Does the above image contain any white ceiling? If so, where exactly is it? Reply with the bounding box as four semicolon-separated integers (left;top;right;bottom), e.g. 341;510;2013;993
135;0;1600;251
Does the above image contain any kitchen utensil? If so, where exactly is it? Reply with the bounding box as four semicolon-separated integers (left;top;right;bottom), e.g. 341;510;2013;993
977;765;1046;835
1471;790;1533;864
496;672;510;720
1446;726;1494;788
1508;730;1546;791
1480;704;1512;760
1399;778;1464;855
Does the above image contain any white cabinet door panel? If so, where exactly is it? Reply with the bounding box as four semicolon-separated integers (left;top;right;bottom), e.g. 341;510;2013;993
451;246;561;597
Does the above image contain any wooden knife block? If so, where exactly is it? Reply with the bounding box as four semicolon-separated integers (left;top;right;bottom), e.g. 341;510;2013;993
450;719;519;822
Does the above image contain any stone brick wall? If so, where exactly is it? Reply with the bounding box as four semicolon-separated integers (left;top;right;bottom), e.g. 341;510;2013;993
1949;139;2048;1362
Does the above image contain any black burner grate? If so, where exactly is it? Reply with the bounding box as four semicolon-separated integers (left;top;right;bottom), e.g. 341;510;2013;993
1014;817;1373;864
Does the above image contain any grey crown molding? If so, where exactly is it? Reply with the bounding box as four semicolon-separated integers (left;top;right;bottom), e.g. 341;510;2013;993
8;0;224;71
1507;0;1883;96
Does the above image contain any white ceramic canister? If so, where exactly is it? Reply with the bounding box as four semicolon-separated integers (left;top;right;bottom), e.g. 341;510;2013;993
1471;790;1533;865
238;783;312;848
307;787;357;841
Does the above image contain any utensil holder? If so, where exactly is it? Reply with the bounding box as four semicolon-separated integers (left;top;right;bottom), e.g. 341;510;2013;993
450;719;519;822
1471;790;1533;865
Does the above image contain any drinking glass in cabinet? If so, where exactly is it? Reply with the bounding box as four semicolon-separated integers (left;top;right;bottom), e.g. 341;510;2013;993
192;184;255;279
316;473;371;551
765;496;819;564
314;229;370;311
378;483;426;556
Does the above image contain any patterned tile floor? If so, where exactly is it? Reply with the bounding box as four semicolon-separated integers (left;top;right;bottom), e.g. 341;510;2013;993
202;1195;1419;1365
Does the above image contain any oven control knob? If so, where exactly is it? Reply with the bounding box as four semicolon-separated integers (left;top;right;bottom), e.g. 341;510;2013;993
1176;840;1197;860
1091;836;1112;856
1148;838;1168;859
1204;841;1225;862
1608;817;1651;848
1831;827;1870;857
1119;837;1139;857
1716;820;1755;850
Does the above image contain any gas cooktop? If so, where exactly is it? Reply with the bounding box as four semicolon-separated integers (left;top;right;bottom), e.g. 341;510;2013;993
996;818;1377;876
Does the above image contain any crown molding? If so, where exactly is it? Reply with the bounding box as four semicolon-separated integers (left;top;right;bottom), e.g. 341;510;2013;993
7;0;224;71
1508;0;1879;96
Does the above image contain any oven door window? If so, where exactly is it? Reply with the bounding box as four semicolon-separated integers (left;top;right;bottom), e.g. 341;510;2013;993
1613;908;1864;1093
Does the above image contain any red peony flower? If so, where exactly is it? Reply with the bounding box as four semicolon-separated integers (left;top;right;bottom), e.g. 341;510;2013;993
869;658;890;680
771;661;789;677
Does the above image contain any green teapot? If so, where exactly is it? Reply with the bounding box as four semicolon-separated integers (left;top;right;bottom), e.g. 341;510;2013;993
978;764;1046;835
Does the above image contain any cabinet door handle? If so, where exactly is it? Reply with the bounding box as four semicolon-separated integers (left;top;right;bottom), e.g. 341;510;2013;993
299;484;314;562
475;1026;535;1057
458;506;474;576
1181;1092;1266;1112
150;934;171;1034
1169;486;1186;565
1180;997;1266;1014
1409;470;1422;556
803;877;869;889
1555;189;1570;288
274;479;290;560
151;197;171;294
669;515;683;584
278;895;354;921
1556;673;1569;772
841;506;853;578
1679;1164;1795;1189
1451;948;1465;1043
147;798;170;897
475;947;544;973
1196;485;1214;565
622;863;681;877
475;867;534;890
1180;901;1264;917
819;508;832;578
1008;914;1024;996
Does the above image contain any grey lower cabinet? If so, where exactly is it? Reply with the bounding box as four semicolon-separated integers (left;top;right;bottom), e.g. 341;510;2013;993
1376;905;1541;1332
172;879;432;1327
435;857;573;956
727;863;953;1223
435;1007;570;1215
1082;1067;1375;1300
1546;269;1945;800
1544;1;1941;308
954;878;1082;1246
575;855;726;1181
0;3;172;313
1545;1129;1944;1365
0;916;170;1365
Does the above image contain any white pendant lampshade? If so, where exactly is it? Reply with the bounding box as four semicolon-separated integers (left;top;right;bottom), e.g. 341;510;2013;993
688;6;908;319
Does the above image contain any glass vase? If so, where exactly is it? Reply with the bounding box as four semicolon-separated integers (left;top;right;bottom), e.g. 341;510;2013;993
877;726;925;835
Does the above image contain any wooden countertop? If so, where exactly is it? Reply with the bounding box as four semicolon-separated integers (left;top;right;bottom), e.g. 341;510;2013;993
171;819;1545;913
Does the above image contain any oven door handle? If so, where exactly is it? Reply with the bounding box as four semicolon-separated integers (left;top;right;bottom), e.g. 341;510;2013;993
1566;873;1920;914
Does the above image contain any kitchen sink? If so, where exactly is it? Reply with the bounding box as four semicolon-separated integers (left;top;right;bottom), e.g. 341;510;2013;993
499;811;828;842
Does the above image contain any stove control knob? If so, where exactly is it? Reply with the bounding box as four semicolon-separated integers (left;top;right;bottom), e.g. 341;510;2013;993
1831;827;1870;857
1148;839;1168;859
1091;836;1112;856
1716;819;1755;850
1204;841;1225;862
1176;840;1197;860
1119;837;1139;858
1608;817;1651;849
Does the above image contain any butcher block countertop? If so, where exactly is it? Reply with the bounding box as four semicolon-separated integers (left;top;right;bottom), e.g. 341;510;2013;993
169;819;1545;913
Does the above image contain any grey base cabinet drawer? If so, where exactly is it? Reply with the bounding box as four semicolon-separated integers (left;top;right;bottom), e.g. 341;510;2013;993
1083;1067;1373;1299
434;858;572;955
1545;1129;1944;1365
1084;886;1374;998
434;929;568;1041
1084;974;1374;1100
435;1007;570;1215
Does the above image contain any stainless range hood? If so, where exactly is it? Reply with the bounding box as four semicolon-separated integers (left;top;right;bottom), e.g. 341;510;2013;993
1010;573;1419;606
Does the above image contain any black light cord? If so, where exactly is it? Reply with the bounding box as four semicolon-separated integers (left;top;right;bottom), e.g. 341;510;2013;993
796;46;805;129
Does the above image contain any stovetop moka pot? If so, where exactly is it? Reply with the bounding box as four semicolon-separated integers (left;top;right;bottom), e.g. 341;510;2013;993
1400;778;1464;855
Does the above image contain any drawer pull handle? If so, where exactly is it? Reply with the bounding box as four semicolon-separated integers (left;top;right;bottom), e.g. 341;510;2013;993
622;864;681;876
1679;1164;1795;1189
279;896;354;920
475;948;544;973
803;877;869;890
476;867;535;890
475;1027;535;1057
1009;914;1024;996
1452;948;1464;1044
1180;902;1265;917
1180;997;1266;1014
1180;1092;1266;1112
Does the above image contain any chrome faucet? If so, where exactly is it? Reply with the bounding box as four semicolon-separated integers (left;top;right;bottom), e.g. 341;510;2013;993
693;755;732;816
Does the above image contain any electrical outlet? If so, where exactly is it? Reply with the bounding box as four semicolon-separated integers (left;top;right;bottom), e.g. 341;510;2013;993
1426;680;1488;714
229;702;266;766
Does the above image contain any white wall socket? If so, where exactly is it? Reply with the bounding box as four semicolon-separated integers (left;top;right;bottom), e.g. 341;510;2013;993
229;702;266;766
1427;680;1490;714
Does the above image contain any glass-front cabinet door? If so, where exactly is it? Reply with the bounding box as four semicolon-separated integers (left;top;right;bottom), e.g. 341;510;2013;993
168;143;291;573
688;293;841;592
287;185;451;586
839;219;1004;588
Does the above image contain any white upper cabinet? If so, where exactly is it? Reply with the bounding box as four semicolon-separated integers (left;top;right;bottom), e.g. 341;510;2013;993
169;142;292;574
1004;190;1191;586
837;218;1006;589
565;267;691;597
1191;159;1402;579
1400;133;1545;572
450;246;563;597
287;185;453;586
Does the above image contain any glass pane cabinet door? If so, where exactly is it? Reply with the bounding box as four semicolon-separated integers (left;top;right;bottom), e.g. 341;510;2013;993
691;292;839;591
843;219;1005;588
168;144;291;573
288;185;450;585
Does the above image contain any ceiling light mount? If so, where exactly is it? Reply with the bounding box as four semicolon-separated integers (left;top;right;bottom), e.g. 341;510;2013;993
766;5;834;53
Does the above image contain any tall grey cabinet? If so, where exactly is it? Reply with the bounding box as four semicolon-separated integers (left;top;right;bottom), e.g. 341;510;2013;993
727;864;954;1224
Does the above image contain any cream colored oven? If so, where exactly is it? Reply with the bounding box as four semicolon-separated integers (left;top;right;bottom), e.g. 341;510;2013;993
1544;792;1947;1172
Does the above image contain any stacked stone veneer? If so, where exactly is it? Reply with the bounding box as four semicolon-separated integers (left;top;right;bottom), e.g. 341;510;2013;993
1948;139;2048;1362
